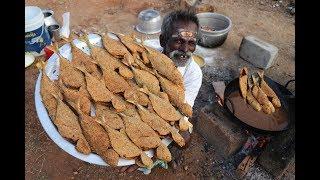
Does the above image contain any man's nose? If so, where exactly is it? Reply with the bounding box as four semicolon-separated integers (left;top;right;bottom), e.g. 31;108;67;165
180;43;189;53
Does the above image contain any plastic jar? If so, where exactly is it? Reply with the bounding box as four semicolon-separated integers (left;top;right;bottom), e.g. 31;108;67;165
25;6;51;56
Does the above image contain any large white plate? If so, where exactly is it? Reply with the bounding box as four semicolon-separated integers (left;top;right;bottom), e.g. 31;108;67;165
34;33;173;166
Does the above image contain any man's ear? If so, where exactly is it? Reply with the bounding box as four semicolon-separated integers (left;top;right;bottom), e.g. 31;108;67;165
159;34;165;48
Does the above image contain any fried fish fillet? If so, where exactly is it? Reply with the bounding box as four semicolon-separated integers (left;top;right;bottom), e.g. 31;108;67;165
58;79;91;115
124;89;147;107
101;65;131;93
120;113;162;150
144;47;184;86
58;79;79;101
178;103;193;118
111;93;135;112
77;66;113;103
134;103;171;136
158;92;170;102
246;76;261;112
125;79;150;106
139;88;182;121
141;51;150;64
179;116;193;132
132;53;153;72
95;104;124;130
104;125;142;159
40;71;62;119
90;45;133;79
70;41;100;75
101;33;129;58
170;127;185;147
53;96;91;154
261;102;275;114
118;65;134;79
122;108;141;120
104;148;120;166
239;67;248;99
123;52;135;66
77;107;112;163
257;71;281;108
246;90;262;112
252;85;275;114
140;152;153;168
65;96;91;116
156;143;172;162
156;72;185;105
156;72;192;117
59;56;85;88
79;85;91;98
132;67;160;95
117;33;145;54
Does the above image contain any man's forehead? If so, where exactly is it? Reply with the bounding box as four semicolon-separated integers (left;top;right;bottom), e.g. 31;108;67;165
171;28;197;39
171;21;198;39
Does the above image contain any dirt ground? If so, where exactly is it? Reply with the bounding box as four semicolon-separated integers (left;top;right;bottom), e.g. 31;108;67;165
25;0;295;179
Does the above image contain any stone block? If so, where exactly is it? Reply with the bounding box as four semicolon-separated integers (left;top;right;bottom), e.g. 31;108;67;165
239;35;278;69
196;103;247;157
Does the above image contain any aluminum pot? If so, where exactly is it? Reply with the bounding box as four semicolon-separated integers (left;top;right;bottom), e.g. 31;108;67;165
42;9;59;27
196;12;232;48
136;9;162;34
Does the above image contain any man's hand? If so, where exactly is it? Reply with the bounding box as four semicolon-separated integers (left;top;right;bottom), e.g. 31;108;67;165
119;130;192;173
119;164;139;173
180;130;192;147
119;156;156;173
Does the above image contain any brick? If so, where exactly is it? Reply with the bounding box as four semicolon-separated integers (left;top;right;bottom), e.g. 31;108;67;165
239;35;278;69
196;103;246;157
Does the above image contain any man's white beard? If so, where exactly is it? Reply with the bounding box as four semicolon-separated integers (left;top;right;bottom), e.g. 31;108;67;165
173;57;192;67
169;50;192;67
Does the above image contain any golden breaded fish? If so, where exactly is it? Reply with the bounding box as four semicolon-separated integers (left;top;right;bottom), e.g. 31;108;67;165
239;67;248;99
140;152;153;168
40;71;62;119
95;104;124;130
101;65;131;93
139;87;182;122
70;41;100;75
155;72;192;117
156;143;172;162
53;95;91;154
144;46;184;86
76;104;112;163
132;67;160;95
104;125;142;159
257;71;281;108
104;148;120;167
117;33;145;54
133;103;171;136
59;56;85;88
101;33;129;58
120;113;162;150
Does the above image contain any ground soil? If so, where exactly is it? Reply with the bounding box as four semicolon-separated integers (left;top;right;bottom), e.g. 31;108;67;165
25;0;295;179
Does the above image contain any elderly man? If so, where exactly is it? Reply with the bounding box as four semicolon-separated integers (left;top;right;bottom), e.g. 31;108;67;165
120;10;203;173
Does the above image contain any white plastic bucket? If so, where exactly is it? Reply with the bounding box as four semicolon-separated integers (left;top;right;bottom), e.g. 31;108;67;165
25;6;51;56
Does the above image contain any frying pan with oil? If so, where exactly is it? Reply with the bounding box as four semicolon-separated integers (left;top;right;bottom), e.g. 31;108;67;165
224;76;294;135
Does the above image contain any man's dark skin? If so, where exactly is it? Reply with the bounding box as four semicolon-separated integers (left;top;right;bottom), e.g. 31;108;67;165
120;20;198;173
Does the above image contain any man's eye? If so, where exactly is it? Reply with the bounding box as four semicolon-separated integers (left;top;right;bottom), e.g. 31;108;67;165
189;41;196;46
175;40;182;44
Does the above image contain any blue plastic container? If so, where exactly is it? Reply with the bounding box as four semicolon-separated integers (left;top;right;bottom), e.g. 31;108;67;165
25;6;51;56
